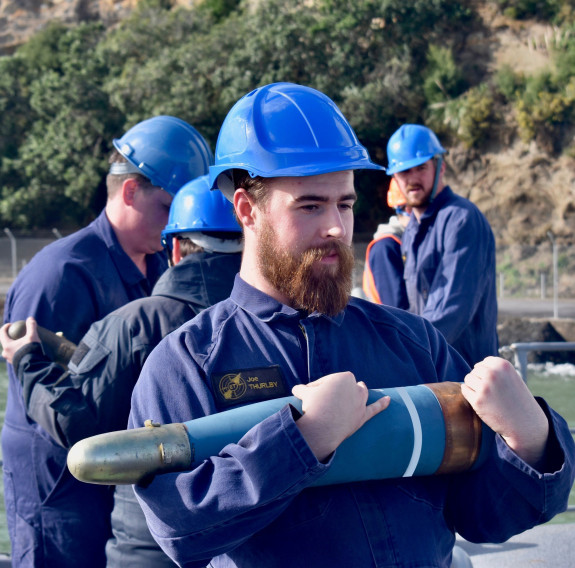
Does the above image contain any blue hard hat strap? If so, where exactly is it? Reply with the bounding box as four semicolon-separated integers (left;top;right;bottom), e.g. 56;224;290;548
161;235;175;267
429;155;443;204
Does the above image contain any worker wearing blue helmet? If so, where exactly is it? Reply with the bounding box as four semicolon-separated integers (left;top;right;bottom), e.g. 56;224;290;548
1;175;243;567
386;124;499;367
162;174;243;255
1;116;213;567
128;84;574;568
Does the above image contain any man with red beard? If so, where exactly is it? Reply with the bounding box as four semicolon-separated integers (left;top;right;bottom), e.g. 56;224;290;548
128;83;575;568
386;124;498;367
249;172;356;317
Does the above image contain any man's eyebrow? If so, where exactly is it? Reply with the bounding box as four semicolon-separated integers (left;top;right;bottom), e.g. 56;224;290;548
293;193;357;203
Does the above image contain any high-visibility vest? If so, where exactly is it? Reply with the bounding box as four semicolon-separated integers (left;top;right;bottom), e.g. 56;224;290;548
362;233;402;304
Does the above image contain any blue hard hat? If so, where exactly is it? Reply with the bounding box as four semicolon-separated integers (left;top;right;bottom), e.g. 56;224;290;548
209;82;384;200
386;124;446;175
113;116;214;196
162;175;241;241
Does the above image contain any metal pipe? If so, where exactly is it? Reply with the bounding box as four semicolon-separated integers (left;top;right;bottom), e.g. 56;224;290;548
547;231;559;318
67;382;492;486
500;341;575;383
7;320;77;367
3;228;17;279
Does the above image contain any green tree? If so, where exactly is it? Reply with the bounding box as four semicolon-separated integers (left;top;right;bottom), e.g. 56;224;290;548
0;22;123;229
495;0;562;21
427;83;497;148
0;56;36;186
199;0;241;22
422;45;466;105
99;4;225;143
0;0;482;231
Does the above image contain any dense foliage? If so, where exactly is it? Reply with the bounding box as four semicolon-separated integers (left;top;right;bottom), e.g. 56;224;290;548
0;0;574;231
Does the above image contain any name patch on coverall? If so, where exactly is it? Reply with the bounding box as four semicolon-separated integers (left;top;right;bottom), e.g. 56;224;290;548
211;366;289;410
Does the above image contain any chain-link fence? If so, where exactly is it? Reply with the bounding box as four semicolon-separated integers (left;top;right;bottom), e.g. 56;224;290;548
496;241;575;300
0;234;57;296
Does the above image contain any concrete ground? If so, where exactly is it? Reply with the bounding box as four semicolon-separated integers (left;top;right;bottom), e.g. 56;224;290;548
457;523;575;567
0;527;571;567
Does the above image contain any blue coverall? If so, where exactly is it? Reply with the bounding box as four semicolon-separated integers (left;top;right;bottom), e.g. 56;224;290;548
11;251;242;567
402;186;498;366
1;210;167;567
129;276;575;568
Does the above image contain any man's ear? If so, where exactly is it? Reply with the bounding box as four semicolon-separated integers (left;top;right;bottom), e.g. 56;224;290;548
172;237;182;265
122;178;139;206
234;188;257;230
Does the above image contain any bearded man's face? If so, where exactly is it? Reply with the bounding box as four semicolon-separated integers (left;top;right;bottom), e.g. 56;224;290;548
258;218;354;317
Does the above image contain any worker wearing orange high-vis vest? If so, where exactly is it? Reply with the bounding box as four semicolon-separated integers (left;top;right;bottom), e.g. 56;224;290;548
363;178;411;308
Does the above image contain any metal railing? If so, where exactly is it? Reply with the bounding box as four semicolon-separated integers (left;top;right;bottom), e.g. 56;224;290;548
500;341;575;385
500;341;575;513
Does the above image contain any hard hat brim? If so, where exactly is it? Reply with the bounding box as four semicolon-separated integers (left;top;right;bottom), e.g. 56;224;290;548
386;153;444;175
210;162;385;202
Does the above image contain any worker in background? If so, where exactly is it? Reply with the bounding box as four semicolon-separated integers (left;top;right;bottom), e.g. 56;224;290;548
1;175;243;567
362;178;411;308
1;116;213;568
386;124;498;367
127;82;574;568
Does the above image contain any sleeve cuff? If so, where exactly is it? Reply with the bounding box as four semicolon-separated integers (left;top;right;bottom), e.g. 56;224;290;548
13;342;44;376
280;404;332;479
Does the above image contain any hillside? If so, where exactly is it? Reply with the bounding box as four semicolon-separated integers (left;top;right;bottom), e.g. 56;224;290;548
447;4;575;246
0;0;135;53
446;5;575;295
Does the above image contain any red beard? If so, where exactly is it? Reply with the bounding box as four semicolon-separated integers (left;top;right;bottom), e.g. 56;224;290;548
258;221;354;317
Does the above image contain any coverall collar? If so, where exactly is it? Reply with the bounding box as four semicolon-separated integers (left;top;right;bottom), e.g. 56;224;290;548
417;185;454;223
96;209;167;288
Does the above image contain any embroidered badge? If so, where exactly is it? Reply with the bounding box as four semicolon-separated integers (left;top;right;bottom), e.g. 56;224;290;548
211;366;289;410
